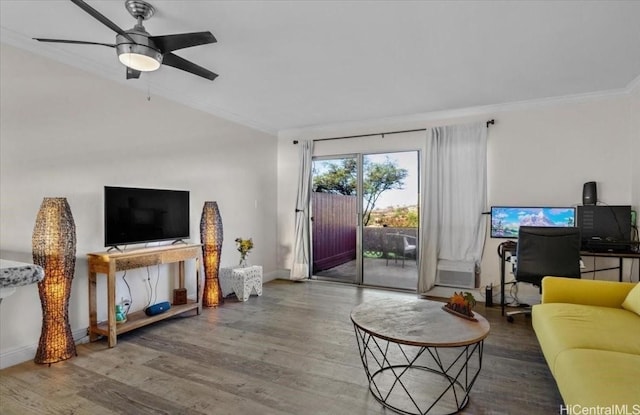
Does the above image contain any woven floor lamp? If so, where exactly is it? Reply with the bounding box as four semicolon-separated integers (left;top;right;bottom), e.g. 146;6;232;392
32;197;77;364
200;201;224;307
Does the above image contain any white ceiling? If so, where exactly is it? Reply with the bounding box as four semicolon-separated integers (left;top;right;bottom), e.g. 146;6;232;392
1;1;639;134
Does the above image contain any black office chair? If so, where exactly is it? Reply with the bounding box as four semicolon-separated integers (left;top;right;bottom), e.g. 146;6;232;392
506;226;581;322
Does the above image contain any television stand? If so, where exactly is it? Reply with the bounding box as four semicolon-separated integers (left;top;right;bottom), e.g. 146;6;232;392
87;244;202;347
106;245;124;253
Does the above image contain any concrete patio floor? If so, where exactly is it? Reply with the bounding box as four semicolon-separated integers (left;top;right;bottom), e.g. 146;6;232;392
314;257;418;291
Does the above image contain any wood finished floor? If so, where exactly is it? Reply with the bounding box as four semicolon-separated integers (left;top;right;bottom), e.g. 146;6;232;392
0;280;562;414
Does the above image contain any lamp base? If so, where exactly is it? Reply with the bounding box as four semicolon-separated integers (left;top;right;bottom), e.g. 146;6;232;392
34;318;77;365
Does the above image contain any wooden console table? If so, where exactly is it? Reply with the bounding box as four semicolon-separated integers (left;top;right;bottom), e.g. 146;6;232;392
87;244;202;347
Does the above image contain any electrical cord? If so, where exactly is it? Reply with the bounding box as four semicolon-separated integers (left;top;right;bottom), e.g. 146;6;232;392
153;265;160;306
121;270;132;317
145;266;153;308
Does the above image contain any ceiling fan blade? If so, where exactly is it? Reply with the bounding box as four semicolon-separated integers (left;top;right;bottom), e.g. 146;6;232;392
162;53;218;81
70;0;134;43
126;67;141;79
34;38;115;48
150;32;216;53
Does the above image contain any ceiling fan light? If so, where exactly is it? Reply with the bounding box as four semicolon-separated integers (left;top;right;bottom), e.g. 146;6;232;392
116;44;162;72
118;52;160;71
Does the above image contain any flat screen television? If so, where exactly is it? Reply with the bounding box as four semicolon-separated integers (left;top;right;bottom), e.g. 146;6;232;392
490;206;576;238
104;186;190;247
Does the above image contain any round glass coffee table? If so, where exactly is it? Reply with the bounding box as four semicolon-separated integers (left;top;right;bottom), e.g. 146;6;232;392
351;298;490;415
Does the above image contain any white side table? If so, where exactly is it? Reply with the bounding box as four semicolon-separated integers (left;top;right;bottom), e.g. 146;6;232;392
219;265;263;302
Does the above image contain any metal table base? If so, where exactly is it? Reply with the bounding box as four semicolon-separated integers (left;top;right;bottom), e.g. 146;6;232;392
353;324;485;415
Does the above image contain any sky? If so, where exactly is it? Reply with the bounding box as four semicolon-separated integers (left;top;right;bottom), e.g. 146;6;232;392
313;151;418;210
366;152;418;209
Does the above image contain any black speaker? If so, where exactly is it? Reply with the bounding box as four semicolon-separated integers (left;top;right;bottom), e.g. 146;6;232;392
582;181;597;205
485;285;493;307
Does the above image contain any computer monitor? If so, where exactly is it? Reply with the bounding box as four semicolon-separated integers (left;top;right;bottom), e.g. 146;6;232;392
577;205;632;251
490;206;576;238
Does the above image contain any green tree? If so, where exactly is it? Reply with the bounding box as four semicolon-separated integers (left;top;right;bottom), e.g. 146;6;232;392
313;158;408;226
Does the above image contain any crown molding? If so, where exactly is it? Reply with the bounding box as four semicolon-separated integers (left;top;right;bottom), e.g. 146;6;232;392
626;74;640;93
279;84;636;139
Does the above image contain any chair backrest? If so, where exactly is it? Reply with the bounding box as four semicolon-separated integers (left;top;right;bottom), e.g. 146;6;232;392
516;226;581;285
403;235;415;249
383;233;403;256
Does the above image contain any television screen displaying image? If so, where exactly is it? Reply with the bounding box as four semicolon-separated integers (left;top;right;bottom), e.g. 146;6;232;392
104;186;190;247
490;206;576;238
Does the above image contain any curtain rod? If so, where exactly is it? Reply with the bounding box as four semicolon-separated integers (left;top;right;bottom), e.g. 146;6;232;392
293;119;495;144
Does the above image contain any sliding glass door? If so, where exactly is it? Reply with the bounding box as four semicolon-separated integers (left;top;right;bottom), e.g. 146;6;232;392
362;151;419;289
311;156;359;284
312;151;419;290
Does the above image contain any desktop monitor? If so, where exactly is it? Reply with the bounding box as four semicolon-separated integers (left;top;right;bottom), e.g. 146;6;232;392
490;206;576;238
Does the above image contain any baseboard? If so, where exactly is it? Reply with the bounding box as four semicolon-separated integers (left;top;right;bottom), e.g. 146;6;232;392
269;269;292;281
0;327;89;369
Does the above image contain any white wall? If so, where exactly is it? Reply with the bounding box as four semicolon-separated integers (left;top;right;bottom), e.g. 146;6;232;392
631;81;640;217
0;44;278;367
277;90;639;299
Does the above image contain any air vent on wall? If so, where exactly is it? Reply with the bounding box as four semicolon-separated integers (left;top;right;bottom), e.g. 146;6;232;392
436;260;478;289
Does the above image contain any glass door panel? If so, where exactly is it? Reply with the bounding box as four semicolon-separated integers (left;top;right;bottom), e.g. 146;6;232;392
362;151;419;290
311;156;359;283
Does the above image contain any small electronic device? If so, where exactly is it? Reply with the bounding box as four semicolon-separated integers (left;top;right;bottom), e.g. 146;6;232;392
144;301;171;316
582;181;597;205
485;285;493;307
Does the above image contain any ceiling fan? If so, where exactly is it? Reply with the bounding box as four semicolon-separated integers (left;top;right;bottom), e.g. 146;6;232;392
34;0;218;81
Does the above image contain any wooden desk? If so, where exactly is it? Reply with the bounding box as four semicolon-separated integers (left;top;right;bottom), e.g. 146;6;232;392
580;250;640;282
499;241;639;315
87;244;202;347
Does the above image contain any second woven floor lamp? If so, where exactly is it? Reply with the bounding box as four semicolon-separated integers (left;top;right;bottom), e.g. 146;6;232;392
32;197;77;365
200;201;224;307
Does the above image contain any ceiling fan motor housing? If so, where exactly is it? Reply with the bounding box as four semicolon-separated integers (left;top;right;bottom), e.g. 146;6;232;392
116;31;163;71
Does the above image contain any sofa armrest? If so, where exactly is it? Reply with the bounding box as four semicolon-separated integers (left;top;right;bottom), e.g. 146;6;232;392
541;277;636;308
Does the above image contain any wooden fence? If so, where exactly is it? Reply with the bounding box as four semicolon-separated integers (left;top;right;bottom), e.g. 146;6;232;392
312;192;357;272
312;192;419;272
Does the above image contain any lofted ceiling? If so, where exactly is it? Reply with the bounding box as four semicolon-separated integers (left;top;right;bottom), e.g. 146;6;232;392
1;0;639;134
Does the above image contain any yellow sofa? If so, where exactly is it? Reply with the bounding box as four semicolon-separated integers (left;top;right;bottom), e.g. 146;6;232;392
532;277;640;407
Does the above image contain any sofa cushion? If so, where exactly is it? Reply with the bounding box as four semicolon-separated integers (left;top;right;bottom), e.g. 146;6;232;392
621;283;640;316
554;348;640;406
541;277;635;308
532;303;640;373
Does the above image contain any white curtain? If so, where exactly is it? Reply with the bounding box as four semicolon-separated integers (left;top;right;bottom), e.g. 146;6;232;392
418;122;487;294
290;140;314;280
